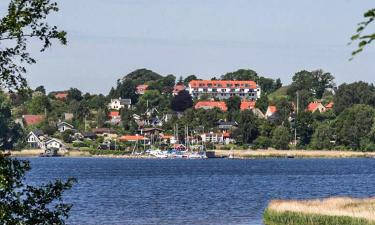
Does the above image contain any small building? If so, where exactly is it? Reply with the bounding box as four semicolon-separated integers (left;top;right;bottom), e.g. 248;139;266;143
325;102;334;110
63;113;74;121
45;138;65;150
57;121;74;133
26;130;45;149
108;111;120;119
160;134;177;144
136;84;149;95
172;84;185;96
217;121;238;131
108;98;131;110
200;132;233;144
194;101;228;112
307;101;326;113
265;106;277;119
93;128;117;140
23;115;45;127
119;135;146;142
55;92;69;100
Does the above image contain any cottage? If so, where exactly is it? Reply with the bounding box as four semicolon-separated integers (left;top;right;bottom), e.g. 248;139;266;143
307;101;326;113
240;101;256;111
26;130;44;149
55;92;68;100
108;98;131;110
45;138;65;150
325;102;334;110
265;106;277;118
217;121;238;131
93;128;117;140
172;84;185;96
119;135;146;142
200;132;225;144
57;121;74;133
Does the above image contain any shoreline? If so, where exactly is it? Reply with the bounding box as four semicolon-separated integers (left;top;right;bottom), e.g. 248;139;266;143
6;149;375;159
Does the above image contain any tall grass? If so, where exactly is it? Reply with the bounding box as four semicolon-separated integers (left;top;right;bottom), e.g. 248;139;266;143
264;197;375;225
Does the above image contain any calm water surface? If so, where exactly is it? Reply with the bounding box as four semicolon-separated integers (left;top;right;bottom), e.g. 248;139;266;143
25;158;375;225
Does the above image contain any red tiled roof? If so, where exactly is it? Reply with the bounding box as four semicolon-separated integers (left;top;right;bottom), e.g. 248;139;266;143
172;84;185;94
23;115;45;126
266;106;277;114
240;101;256;111
55;92;68;100
223;132;231;138
119;135;145;141
160;134;174;139
109;111;120;118
189;80;257;89
307;102;325;112
325;101;334;109
93;128;116;134
195;101;228;112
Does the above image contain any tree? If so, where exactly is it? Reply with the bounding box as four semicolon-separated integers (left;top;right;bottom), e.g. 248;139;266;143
335;104;375;149
35;86;46;94
255;94;269;112
311;69;335;99
67;88;83;102
310;123;334;150
0;0;67;91
0;1;75;223
272;126;291;150
171;90;193;112
61;129;74;143
295;111;314;147
236;110;259;144
221;69;258;81
137;90;168;113
121;68;162;85
183;75;198;86
351;8;375;57
27;95;51;114
333;81;375;115
115;80;138;104
0;94;23;150
225;96;241;112
0;155;76;224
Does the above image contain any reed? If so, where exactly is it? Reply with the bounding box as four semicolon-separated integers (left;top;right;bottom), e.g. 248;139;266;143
264;197;375;225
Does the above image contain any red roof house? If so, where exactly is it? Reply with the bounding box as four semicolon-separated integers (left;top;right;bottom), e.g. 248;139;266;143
194;101;228;112
108;111;120;118
240;101;256;111
119;135;145;142
55;92;68;100
22;115;45;126
136;84;149;95
265;106;277;118
325;101;334;110
172;84;185;95
307;101;326;113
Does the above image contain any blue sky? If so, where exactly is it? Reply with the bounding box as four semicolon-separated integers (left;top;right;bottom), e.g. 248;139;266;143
1;0;374;94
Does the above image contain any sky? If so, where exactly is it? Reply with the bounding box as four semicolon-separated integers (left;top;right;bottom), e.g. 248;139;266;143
1;0;374;94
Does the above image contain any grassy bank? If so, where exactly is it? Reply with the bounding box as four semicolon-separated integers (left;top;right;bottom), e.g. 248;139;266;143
264;197;375;225
214;149;375;158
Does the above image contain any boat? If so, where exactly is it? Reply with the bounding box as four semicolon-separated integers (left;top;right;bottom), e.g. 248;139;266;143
39;148;63;157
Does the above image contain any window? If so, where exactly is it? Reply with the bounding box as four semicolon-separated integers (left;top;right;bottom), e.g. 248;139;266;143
212;88;217;92
245;84;249;87
235;84;240;87
227;83;232;87
231;89;235;92
218;84;222;87
208;83;212;87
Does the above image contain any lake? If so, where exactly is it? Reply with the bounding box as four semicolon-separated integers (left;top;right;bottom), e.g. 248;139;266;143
25;157;375;225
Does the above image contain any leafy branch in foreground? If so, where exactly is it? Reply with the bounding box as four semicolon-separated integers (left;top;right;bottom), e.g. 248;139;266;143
0;155;77;224
0;0;67;91
350;8;375;59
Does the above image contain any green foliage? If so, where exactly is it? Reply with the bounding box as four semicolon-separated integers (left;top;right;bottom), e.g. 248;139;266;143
264;209;375;225
254;136;272;149
256;94;269;113
0;155;76;224
236;110;259;144
34;86;46;94
26;95;50;114
0;0;67;90
0;95;23;150
272;126;291;149
171;90;193;112
351;8;375;58
183;75;198;86
67;88;83;102
137;90;169;113
221;69;258;81
310;122;334;150
225;96;241;112
122;68;163;85
296;111;314;147
333;82;375;115
61;129;74;143
335;104;375;150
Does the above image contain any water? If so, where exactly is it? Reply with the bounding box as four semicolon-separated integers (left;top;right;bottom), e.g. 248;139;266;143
24;157;375;225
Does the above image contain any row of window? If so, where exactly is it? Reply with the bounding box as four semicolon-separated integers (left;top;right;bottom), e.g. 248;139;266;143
193;88;255;92
197;83;252;88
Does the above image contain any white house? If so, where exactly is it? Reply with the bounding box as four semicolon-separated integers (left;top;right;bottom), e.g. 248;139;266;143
57;121;74;133
45;138;65;150
108;98;131;110
200;132;234;144
26;130;45;149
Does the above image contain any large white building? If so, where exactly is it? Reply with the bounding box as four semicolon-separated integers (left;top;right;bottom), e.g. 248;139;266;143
188;80;261;100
